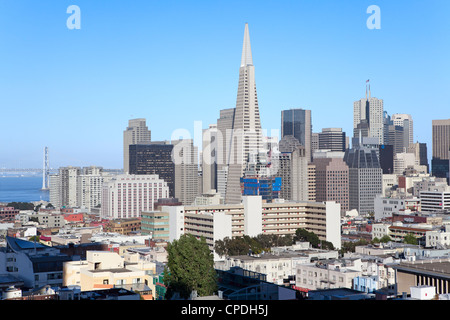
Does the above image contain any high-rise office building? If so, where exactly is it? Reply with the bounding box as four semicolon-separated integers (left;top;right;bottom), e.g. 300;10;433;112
281;108;312;162
392;114;413;148
123;119;152;174
202;124;218;194
172;139;200;205
318;128;346;152
408;142;429;173
387;124;405;155
353;85;384;145
432;119;450;179
311;132;319;154
378;144;394;174
128;142;175;197
344;146;383;215
225;23;263;204
313;156;349;213
278;135;309;201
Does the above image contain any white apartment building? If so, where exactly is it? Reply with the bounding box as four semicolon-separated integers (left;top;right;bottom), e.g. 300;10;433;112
374;195;420;221
217;253;309;285
100;174;169;219
425;225;450;248
372;223;391;240
49;166;113;210
169;196;342;251
296;259;363;291
215;243;340;285
419;190;450;212
382;174;398;197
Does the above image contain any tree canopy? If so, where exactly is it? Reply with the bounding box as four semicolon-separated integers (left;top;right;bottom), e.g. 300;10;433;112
164;234;217;299
294;228;334;250
7;202;34;210
214;234;293;257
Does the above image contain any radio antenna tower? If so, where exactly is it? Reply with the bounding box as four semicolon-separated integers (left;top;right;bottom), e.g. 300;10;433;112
41;147;50;191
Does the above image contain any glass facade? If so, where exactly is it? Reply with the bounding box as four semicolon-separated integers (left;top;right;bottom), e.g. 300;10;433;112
281;109;307;146
129;144;175;197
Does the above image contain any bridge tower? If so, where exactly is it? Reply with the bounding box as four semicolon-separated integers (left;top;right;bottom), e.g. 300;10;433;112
41;147;50;191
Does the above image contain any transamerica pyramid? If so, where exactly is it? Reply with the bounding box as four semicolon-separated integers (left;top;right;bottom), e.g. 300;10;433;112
224;23;263;204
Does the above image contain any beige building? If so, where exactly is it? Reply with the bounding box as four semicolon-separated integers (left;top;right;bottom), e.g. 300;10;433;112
180;197;341;250
172;139;200;206
63;250;154;293
123;118;152;174
313;156;349;213
432;119;450;161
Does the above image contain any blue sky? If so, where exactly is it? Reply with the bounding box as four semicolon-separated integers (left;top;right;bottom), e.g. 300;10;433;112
0;0;449;169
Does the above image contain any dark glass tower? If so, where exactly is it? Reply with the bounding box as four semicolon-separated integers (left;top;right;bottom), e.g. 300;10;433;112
281;108;312;161
128;143;175;197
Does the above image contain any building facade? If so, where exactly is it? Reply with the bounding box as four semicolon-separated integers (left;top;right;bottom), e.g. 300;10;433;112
128;142;175;198
344;146;383;215
225;24;264;204
281;108;312;162
432;119;450;179
353;86;384;145
100;174;169;219
318;128;346;152
123;118;152;174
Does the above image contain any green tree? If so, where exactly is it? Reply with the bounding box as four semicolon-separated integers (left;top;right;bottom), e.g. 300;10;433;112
339;239;369;255
403;233;418;245
294;228;320;247
164;234;217;299
28;236;40;242
7;202;34;210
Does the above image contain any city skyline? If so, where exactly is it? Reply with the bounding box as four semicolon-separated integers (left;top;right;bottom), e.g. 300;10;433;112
0;1;449;169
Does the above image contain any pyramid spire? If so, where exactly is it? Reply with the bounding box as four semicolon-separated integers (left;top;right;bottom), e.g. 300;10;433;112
240;23;253;67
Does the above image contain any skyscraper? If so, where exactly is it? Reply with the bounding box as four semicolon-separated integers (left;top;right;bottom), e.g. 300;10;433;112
123;119;151;173
408;142;429;173
344;146;383;215
318;128;346;152
432;119;450;179
392;113;413;149
353;85;384;145
313;156;349;213
281;108;312;162
128;142;175;197
202;124;218;194
225;23;263;204
172;138;200;205
278;135;309;201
